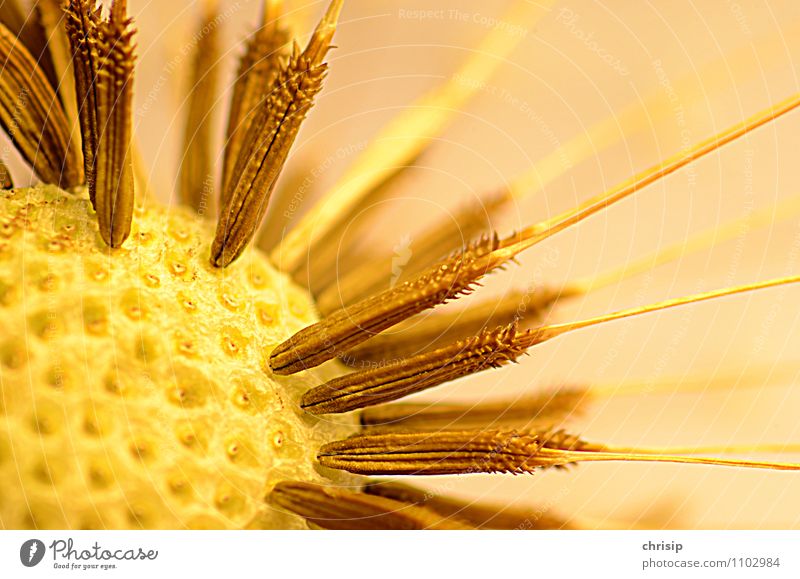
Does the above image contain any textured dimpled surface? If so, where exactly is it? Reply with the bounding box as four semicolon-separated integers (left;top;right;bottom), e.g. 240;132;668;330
0;185;357;529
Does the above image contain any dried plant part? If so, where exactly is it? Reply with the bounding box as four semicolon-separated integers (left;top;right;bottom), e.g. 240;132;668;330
351;190;800;368
342;287;563;365
211;0;342;268
222;0;289;198
270;234;506;375
316;189;512;314
65;0;136;247
360;387;587;432
364;482;576;530
313;19;798;304
179;0;221;214
0;21;82;187
502;94;800;255
302;322;524;415
303;274;800;414
270;93;800;375
274;0;554;275
319;429;800;476
0;0;798;532
64;0;99;199
0;0;59;91
269;481;473;530
341;187;800;366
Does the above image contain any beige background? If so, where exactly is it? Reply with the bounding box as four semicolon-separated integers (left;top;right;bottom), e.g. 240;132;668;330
78;0;800;528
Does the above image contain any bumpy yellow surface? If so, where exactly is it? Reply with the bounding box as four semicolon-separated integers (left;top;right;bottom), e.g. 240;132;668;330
0;185;357;529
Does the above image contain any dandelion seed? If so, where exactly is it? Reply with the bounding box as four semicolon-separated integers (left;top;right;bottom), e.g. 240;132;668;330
303;275;800;414
318;429;800;476
1;1;799;531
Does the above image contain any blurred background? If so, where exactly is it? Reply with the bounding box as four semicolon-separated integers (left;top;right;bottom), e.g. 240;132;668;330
11;0;800;528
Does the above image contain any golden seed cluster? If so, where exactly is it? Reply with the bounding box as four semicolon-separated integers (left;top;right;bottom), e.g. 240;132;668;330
0;186;357;529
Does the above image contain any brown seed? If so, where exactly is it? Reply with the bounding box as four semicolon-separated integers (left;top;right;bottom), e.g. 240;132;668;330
319;429;800;476
302;322;526;415
0;21;82;187
210;0;342;268
222;0;289;199
341;287;561;365
65;0;136;247
271;91;800;376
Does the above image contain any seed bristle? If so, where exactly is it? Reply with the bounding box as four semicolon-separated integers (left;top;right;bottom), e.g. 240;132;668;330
210;0;341;268
179;0;221;213
222;0;289;199
302;321;525;414
319;429;800;476
269;480;473;530
271;94;800;375
65;0;137;248
342;287;560;365
270;234;505;375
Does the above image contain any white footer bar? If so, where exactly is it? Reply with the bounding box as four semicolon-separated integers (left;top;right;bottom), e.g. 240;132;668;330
1;531;797;578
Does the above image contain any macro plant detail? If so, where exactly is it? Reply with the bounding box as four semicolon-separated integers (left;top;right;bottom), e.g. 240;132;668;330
0;0;798;530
